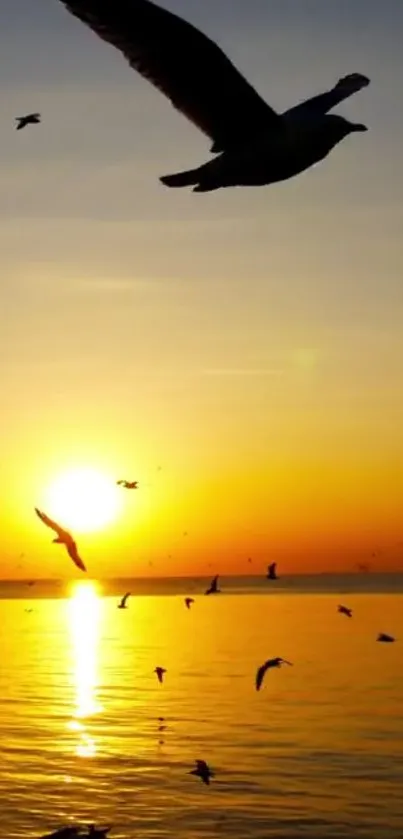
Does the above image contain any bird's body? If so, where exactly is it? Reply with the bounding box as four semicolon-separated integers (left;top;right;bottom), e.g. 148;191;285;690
154;666;166;683
118;592;131;609
205;574;220;595
338;604;352;618
255;657;292;691
35;508;86;572
117;480;138;489
41;829;81;839
58;0;369;191
185;597;194;609
16;112;40;130
189;759;214;785
377;633;396;643
267;562;278;581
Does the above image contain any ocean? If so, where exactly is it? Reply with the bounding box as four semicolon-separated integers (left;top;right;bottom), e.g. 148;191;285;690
1;573;402;838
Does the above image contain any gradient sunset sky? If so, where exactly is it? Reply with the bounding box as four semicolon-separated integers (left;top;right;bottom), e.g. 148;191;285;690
1;0;403;579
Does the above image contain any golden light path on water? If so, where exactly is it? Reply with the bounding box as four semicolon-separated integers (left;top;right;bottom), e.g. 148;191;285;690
67;581;102;758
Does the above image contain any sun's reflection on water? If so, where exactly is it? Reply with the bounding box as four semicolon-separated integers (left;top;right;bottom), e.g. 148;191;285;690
67;581;102;757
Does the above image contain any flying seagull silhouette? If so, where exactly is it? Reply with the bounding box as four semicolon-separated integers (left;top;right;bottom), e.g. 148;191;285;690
35;508;86;572
189;759;214;785
16;112;40;130
338;604;352;618
255;657;293;691
267;562;278;580
58;0;369;192
205;574;220;595
184;597;194;609
377;633;396;643
117;480;138;489
118;592;131;609
154;666;166;683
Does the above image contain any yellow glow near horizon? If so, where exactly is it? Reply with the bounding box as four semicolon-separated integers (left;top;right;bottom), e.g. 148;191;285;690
44;467;121;533
68;580;102;757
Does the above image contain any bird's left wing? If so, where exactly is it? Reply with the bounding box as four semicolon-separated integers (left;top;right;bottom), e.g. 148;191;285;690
255;663;267;691
58;0;283;153
35;507;64;537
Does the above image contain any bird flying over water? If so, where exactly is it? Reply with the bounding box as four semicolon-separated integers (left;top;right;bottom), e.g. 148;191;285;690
35;508;86;572
117;479;138;489
184;597;194;609
377;633;396;643
15;112;40;130
154;666;166;683
267;562;278;580
205;575;220;595
189;759;214;785
255;657;292;691
58;0;369;192
118;592;131;609
338;604;352;618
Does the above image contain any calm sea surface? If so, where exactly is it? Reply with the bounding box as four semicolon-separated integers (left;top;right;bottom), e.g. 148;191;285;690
1;574;402;838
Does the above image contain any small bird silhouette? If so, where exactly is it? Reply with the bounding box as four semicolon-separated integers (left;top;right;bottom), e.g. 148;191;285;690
35;508;86;572
16;112;40;130
184;597;194;609
117;480;138;489
205;574;220;595
255;657;293;691
338;604;352;618
154;666;166;683
189;759;214;785
377;633;396;643
118;592;131;609
267;562;278;580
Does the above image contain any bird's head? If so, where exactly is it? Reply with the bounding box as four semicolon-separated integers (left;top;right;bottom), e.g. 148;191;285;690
326;114;368;140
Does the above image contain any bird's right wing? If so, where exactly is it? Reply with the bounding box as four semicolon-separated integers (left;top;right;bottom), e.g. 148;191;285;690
284;73;370;120
58;0;283;153
35;507;64;537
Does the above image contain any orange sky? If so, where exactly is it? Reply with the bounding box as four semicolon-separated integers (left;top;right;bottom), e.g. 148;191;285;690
1;1;403;578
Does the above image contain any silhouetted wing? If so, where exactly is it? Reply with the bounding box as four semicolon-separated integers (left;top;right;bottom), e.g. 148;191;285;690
255;663;268;691
285;73;370;120
59;0;282;152
122;591;131;606
195;759;209;771
67;542;87;572
35;508;66;538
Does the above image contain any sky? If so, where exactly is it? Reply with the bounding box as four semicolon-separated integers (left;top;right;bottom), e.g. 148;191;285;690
1;0;403;579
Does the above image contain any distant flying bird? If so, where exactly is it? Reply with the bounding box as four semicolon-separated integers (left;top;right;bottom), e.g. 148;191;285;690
377;633;396;643
118;592;131;609
255;657;293;691
35;508;86;572
58;1;369;192
117;480;138;489
15;112;40;130
267;562;278;580
189;759;214;785
184;597;194;609
205;574;220;595
338;604;352;618
154;666;166;683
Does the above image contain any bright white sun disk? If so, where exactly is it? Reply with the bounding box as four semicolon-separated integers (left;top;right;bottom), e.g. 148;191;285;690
44;468;120;533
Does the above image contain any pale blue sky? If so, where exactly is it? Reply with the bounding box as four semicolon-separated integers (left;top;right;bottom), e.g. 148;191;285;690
1;1;403;575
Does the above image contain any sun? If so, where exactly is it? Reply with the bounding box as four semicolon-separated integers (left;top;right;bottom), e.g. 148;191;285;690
44;467;121;533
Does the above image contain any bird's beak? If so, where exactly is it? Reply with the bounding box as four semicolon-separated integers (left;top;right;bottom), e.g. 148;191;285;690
351;122;368;132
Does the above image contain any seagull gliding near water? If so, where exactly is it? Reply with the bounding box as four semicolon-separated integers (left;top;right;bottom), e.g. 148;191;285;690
35;508;86;572
255;657;293;691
